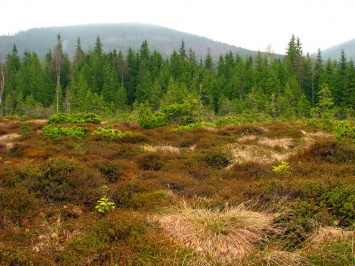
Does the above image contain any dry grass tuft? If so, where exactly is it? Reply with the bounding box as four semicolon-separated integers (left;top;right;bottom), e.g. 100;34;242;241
228;144;290;165
258;137;295;150
306;227;354;245
237;134;258;143
141;144;180;154
155;200;274;264
254;250;308;266
0;133;21;149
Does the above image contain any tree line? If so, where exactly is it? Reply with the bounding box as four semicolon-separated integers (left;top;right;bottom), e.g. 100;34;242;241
1;34;354;121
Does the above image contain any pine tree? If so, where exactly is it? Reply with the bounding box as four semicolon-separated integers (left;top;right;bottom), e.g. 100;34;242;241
54;34;63;114
334;50;347;106
73;37;85;71
317;83;334;126
116;84;128;111
204;48;214;73
179;40;187;62
313;49;324;106
0;60;5;113
343;59;355;109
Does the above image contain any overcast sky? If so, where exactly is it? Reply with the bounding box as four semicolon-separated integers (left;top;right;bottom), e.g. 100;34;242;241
1;0;354;55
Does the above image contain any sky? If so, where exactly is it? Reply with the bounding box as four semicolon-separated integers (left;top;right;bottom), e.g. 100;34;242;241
1;0;355;55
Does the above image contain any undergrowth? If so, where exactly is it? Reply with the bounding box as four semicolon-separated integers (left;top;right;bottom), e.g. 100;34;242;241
0;118;354;265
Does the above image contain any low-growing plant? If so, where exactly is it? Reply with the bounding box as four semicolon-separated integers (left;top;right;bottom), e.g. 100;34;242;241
42;124;88;139
174;121;216;131
95;185;116;214
334;121;355;143
21;122;31;135
92;125;132;140
48;113;101;124
272;161;291;175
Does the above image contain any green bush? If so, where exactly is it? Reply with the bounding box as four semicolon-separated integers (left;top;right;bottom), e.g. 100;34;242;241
334;121;355;143
48;113;101;124
138;109;168;129
95;185;116;214
175;121;216;131
42;124;88;139
272;161;292;175
92;125;133;140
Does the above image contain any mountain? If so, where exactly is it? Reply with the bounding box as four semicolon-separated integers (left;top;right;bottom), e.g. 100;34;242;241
316;38;355;60
0;23;262;61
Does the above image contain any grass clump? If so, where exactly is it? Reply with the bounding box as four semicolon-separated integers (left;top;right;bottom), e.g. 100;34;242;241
156;199;274;264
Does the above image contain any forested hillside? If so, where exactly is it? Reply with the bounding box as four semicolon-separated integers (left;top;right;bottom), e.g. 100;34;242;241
0;34;354;124
317;38;355;60
0;23;257;61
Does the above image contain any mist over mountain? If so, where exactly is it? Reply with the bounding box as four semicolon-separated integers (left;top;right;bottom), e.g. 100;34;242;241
315;38;355;60
0;23;261;60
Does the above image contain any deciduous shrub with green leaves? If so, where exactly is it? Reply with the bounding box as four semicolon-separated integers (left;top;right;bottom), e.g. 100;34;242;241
95;185;116;214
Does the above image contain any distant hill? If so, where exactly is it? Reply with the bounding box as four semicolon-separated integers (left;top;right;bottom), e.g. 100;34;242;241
0;23;263;61
316;38;355;60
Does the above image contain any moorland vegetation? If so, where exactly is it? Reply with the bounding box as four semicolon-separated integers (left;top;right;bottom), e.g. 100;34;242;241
0;34;355;265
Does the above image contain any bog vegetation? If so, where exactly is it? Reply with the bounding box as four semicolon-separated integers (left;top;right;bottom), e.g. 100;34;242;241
0;35;355;265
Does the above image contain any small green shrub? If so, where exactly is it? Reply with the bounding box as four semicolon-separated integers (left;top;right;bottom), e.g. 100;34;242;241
42;124;88;139
334;121;355;143
96;186;116;214
272;161;291;175
138;110;168;129
92;125;133;140
48;113;101;124
175;121;216;131
21;122;31;135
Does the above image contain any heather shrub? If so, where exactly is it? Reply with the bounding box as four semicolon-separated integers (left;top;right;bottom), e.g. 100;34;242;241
203;150;231;169
294;140;355;163
92;160;131;183
224;161;273;180
110;179;162;208
0;187;40;227
32;159;102;204
63;209;191;265
136;153;165;171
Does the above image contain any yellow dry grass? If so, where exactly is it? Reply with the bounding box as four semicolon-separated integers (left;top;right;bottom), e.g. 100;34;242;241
228;144;291;165
141;144;180;154
258;137;295;150
0;133;21;149
155;200;274;264
306;226;354;245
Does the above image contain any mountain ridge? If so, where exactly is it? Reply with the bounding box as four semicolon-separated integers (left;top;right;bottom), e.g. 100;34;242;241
318;37;355;60
0;23;262;60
